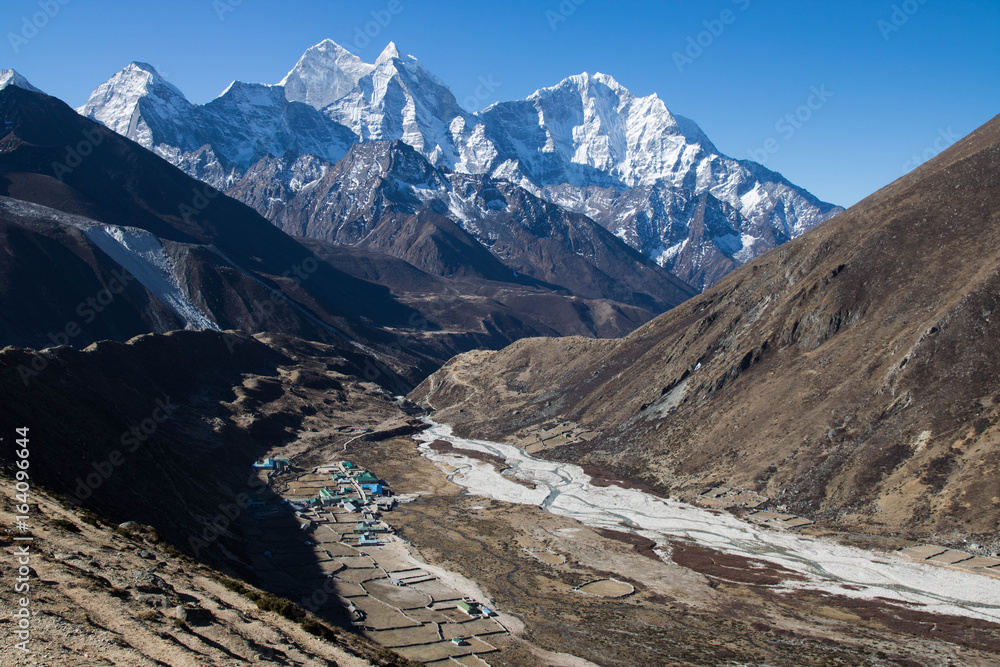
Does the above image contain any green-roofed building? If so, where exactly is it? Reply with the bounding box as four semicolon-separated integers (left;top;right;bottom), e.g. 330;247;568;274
356;471;379;484
354;521;388;533
457;600;479;616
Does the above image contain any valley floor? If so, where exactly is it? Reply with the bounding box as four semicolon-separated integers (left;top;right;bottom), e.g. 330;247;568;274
254;420;1000;667
414;420;1000;625
244;458;515;665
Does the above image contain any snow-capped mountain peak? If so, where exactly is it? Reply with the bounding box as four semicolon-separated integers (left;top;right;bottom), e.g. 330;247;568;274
279;39;374;111
286;40;469;165
485;70;693;189
77;62;193;142
0;69;43;94
88;62;183;104
376;41;402;64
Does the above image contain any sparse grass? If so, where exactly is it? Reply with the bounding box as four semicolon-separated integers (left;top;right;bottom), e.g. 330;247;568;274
252;591;305;620
170;618;190;632
218;577;250;596
217;577;302;620
78;510;102;527
135;609;160;622
113;526;139;541
50;518;80;533
160;541;195;564
301;618;334;639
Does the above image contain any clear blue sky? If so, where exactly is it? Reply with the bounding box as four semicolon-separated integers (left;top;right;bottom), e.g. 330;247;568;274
2;0;998;206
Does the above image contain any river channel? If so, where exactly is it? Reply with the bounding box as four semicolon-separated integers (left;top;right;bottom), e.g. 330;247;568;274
414;418;1000;623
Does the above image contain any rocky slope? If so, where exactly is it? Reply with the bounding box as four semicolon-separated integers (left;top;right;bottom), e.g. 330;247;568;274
230;140;696;312
0;486;408;666
412;113;1000;545
78;41;843;289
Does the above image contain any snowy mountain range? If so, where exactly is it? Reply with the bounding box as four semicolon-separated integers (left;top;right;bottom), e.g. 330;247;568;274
76;40;843;290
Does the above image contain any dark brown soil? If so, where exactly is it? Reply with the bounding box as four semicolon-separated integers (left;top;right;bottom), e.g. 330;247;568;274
784;588;1000;655
667;541;807;586
581;464;670;499
593;527;661;560
427;439;510;470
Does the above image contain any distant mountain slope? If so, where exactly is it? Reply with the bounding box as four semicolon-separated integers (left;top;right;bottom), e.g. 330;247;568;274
412;113;1000;543
303;239;664;348
79;41;842;289
229;141;697;312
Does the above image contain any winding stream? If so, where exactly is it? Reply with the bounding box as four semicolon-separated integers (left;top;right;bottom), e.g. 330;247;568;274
415;419;1000;623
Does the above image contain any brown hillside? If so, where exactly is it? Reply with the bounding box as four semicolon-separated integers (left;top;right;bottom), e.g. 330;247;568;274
412;113;1000;545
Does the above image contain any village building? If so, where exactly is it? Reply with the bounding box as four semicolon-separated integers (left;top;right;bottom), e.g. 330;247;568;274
355;521;388;534
358;532;380;546
457;600;480;617
318;488;339;507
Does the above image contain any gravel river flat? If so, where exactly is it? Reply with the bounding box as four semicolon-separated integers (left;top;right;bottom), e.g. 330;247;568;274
415;418;1000;623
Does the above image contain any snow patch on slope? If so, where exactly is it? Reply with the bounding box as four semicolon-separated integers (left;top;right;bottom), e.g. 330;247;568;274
83;226;219;331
